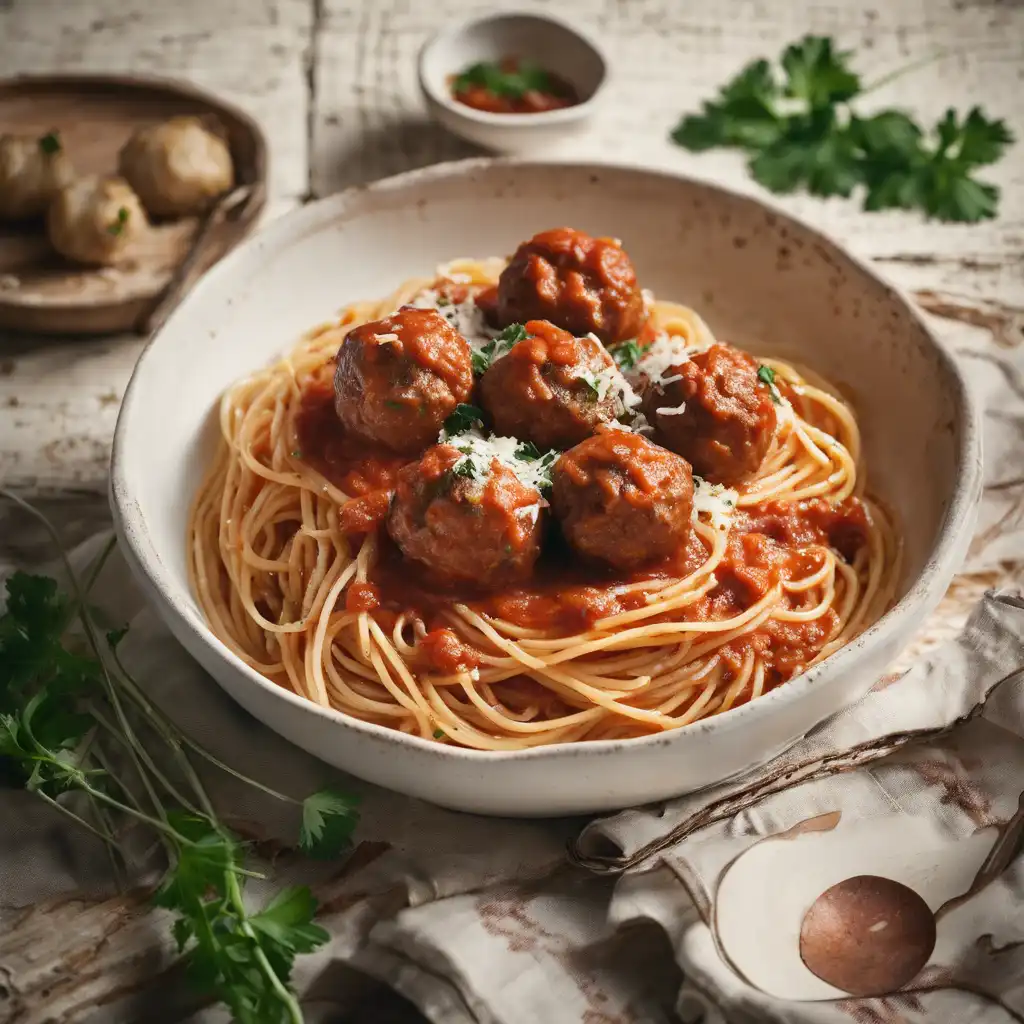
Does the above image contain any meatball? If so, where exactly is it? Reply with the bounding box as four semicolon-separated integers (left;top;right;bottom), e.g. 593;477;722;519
334;307;473;454
119;116;234;218
552;430;694;570
479;320;623;450
496;228;646;345
388;444;543;589
0;131;75;221
47;176;146;266
642;343;776;485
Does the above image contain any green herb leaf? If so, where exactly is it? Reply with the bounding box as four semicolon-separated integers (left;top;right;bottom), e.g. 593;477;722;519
671;59;783;152
472;323;529;375
453;60;553;100
668;35;1013;223
780;36;860;109
299;788;359;859
757;364;782;404
433;728;444;739
249;886;330;953
611;340;643;371
443;403;485;436
38;131;61;155
106;206;130;237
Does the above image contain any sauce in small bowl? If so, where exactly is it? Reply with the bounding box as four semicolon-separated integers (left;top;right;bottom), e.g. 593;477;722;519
418;13;608;153
450;57;580;115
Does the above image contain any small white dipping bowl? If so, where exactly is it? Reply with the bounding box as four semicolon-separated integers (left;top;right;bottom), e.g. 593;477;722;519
418;12;608;153
111;160;982;818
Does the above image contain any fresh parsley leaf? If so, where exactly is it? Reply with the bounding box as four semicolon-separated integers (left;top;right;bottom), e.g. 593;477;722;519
249;886;329;953
780;36;860;109
472;323;529;375
433;728;444;739
578;371;602;399
757;364;782;404
611;340;643;371
38;131;61;155
299;788;359;859
443;404;485;436
669;35;1013;222
515;440;542;461
106;206;130;237
671;59;783;152
912;107;1013;223
453;60;553;100
749;111;863;197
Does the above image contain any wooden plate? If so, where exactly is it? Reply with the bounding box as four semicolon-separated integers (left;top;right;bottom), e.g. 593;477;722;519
0;74;267;336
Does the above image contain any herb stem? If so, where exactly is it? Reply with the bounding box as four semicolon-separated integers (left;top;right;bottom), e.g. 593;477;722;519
858;49;947;98
37;790;119;848
224;869;306;1024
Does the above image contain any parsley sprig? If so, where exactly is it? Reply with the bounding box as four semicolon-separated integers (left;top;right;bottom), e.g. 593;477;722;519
471;322;529;375
453;60;553;100
671;35;1014;222
611;340;643;372
0;493;359;1024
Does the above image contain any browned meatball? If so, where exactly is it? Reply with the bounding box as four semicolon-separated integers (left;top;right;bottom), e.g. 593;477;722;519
387;444;543;589
551;430;694;570
642;343;776;485
496;228;646;345
334;307;473;454
479;319;624;450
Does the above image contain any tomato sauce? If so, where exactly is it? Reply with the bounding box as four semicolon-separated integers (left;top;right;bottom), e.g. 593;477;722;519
451;58;579;115
295;383;410;497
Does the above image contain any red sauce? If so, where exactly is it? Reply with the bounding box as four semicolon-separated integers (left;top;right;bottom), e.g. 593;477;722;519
419;627;480;673
346;581;380;613
295;383;410;496
451;58;579;115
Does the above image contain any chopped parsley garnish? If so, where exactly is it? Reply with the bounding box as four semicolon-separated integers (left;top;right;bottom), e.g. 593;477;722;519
433;728;445;739
442;403;486;436
291;449;303;458
38;130;61;155
384;399;406;410
106;206;130;237
670;35;1014;222
611;339;643;371
453;60;553;100
471;322;529;375
757;364;782;404
514;441;558;493
578;371;602;399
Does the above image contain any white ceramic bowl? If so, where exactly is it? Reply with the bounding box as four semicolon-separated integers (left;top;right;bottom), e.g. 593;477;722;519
111;160;982;817
417;12;608;153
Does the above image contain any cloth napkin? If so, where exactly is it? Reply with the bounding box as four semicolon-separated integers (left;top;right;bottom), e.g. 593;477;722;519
1;338;1022;1024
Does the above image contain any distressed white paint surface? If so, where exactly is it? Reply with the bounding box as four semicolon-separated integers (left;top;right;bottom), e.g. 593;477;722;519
0;3;1021;1019
1;0;1022;495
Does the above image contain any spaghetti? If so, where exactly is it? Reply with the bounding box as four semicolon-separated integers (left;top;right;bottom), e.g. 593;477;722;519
188;254;900;751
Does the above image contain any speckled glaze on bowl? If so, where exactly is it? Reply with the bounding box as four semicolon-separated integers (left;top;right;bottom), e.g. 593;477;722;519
418;13;608;153
111;160;982;817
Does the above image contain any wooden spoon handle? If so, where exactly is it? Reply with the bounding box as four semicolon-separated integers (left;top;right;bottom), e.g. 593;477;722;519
135;182;259;337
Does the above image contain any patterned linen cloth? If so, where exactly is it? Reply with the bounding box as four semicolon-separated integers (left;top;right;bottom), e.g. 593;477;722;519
1;344;1022;1023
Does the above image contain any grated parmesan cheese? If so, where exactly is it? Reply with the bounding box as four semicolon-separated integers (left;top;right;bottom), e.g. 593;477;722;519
578;340;643;417
692;478;738;532
375;332;399;344
656;403;686;416
441;427;557;497
410;288;498;356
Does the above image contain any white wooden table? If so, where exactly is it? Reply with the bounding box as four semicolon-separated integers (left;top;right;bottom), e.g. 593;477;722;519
0;0;1021;1020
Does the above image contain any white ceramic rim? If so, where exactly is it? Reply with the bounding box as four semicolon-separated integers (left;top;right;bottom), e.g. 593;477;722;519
111;157;983;767
416;11;609;127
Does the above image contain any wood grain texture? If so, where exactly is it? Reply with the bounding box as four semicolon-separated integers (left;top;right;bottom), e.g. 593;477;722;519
0;2;1021;1022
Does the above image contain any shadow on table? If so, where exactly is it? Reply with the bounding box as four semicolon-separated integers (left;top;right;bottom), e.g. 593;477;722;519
312;116;486;198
